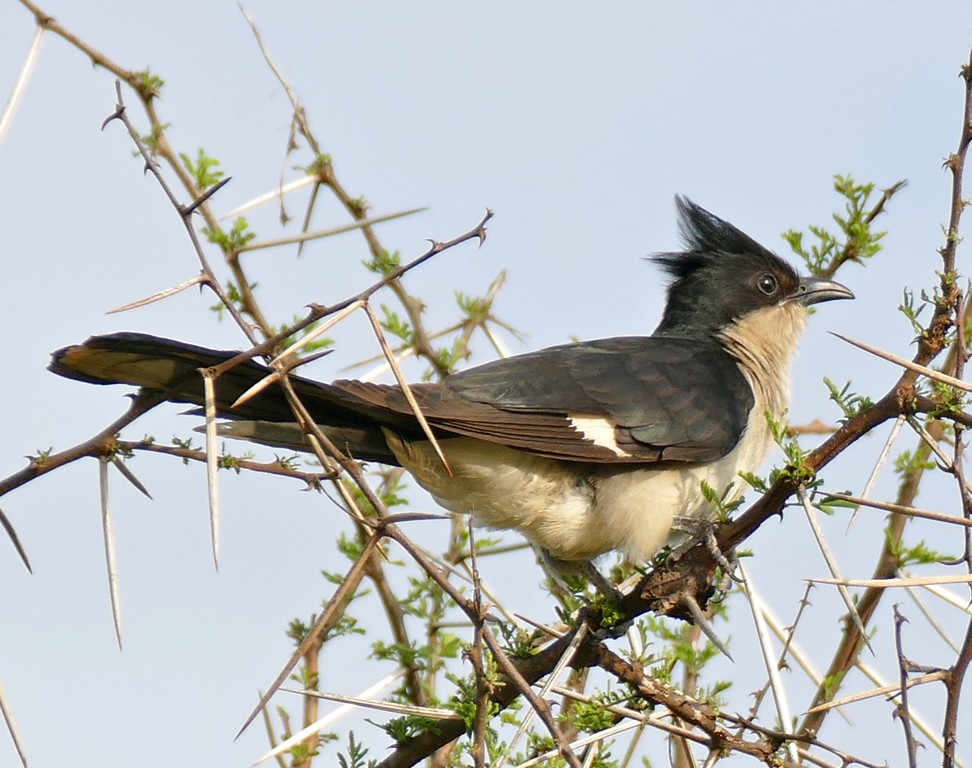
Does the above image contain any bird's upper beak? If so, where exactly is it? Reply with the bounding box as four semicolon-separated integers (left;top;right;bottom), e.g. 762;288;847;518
791;276;855;306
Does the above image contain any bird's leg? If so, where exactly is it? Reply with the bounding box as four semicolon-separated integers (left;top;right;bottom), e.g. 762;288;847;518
658;518;735;657
579;561;626;605
701;524;743;595
536;549;625;604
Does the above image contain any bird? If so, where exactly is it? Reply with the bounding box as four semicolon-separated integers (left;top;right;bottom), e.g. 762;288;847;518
49;197;853;587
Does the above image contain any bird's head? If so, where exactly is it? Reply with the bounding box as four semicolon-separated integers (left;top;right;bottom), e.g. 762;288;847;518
651;196;854;340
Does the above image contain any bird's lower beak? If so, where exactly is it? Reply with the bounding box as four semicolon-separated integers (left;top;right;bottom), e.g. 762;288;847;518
792;276;855;305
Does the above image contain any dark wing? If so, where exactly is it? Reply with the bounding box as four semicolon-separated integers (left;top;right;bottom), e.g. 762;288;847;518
440;336;753;462
330;336;754;463
50;333;753;465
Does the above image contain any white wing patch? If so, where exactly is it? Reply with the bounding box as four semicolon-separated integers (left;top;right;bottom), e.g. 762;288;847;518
568;414;633;458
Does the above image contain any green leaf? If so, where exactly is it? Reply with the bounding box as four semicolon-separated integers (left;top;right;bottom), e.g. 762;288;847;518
823;377;874;419
134;68;165;99
203;217;255;251
363;249;401;276
179;147;225;188
379;305;414;343
337;732;371;768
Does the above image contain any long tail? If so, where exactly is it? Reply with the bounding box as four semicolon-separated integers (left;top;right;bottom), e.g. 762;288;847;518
49;332;428;463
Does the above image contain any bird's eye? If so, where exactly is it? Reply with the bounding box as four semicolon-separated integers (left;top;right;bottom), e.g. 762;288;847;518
756;273;778;296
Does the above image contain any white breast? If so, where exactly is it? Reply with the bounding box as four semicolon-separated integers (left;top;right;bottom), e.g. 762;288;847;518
383;400;777;566
588;406;776;563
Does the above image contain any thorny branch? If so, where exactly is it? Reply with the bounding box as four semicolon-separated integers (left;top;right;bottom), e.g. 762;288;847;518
10;4;505;764
240;6;458;378
893;605;921;768
374;49;972;768
816;179;909;280
6;4;972;768
793;49;972;766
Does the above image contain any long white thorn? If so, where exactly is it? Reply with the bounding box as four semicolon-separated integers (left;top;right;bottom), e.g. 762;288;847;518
0;673;28;767
250;672;406;765
99;457;123;650
107;273;206;314
236;208;427;252
203;372;220;571
737;562;800;764
831;332;972;392
848;415;904;528
0;26;44;148
220;175;318;219
797;487;873;654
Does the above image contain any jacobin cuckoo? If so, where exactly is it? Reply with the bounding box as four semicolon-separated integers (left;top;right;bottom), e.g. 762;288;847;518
49;198;853;580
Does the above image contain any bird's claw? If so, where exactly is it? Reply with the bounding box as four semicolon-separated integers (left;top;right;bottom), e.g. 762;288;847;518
672;516;741;591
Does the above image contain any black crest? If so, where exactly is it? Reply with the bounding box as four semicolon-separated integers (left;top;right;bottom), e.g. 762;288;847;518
652;196;785;281
651;197;799;339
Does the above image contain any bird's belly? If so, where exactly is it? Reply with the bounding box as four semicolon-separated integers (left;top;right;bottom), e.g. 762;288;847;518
384;432;766;564
385;434;615;560
591;461;736;564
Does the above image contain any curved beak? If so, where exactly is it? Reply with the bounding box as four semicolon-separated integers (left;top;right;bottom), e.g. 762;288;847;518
792;275;855;306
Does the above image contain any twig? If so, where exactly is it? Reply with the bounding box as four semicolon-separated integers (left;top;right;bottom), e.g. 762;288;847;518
480;628;583;768
239;4;469;374
235;533;382;739
0;390;166;499
824;491;972;528
101;81;261;346
807;670;948;714
855;662;961;764
202;210;493;382
892;605;921;768
495;623;590;767
119;440;330;487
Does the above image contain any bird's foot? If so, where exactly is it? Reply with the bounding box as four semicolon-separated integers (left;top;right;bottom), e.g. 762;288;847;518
671;516;741;591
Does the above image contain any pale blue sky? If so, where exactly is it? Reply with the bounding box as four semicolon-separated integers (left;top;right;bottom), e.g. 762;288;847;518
2;3;971;766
